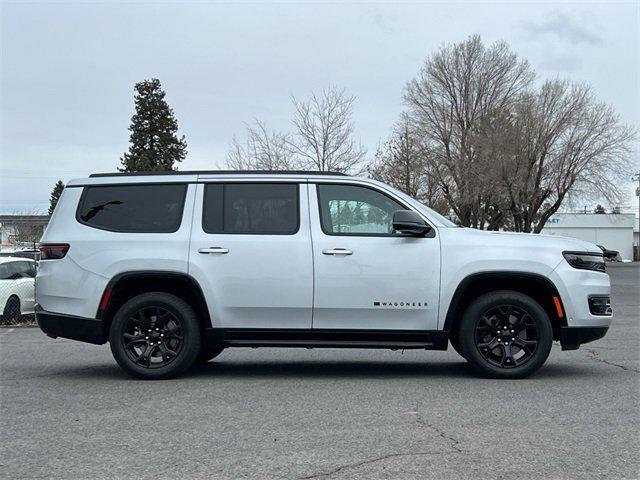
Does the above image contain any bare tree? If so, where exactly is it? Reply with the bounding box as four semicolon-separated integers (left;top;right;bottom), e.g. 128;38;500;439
368;117;448;213
289;87;366;173
11;223;43;245
404;35;534;228
227;120;298;170
7;210;47;247
487;81;634;232
403;36;635;231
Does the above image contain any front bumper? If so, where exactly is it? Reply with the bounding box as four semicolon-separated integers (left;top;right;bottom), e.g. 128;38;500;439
549;261;613;328
560;326;609;351
36;305;106;345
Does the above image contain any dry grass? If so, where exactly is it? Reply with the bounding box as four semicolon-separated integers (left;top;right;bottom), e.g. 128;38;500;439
0;314;37;328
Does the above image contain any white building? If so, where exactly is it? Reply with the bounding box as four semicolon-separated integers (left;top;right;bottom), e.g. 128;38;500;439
541;213;636;261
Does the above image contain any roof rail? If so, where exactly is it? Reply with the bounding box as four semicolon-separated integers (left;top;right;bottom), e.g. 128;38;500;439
89;170;348;178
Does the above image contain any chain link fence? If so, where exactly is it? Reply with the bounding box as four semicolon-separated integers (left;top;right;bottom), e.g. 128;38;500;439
0;250;38;325
0;215;47;325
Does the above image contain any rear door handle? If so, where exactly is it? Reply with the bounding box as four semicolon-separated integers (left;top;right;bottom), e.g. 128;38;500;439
198;247;229;254
322;248;353;256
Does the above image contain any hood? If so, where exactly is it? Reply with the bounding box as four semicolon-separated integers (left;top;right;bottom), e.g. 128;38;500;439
452;228;601;254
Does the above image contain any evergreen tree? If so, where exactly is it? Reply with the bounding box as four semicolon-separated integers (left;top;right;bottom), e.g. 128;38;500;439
48;180;65;215
120;78;187;172
336;203;353;232
352;202;366;225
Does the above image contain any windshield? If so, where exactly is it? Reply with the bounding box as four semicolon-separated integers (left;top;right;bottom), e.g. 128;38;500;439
375;182;457;227
416;202;457;227
0;261;35;280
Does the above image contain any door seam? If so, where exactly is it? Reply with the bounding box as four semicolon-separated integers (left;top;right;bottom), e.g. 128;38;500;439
186;183;198;277
306;181;316;329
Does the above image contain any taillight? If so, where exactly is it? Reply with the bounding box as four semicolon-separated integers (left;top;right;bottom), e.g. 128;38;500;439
99;288;112;311
40;243;70;260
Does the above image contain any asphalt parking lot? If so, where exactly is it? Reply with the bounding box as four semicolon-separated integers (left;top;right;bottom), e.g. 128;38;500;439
1;264;638;480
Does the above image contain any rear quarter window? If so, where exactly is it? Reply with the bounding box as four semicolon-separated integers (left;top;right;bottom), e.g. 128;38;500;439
76;184;187;233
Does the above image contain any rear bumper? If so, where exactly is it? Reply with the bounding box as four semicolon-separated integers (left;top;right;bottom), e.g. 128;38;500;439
36;305;106;345
560;326;609;351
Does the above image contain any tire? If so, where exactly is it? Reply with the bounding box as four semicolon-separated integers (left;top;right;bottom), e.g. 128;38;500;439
109;292;201;380
459;290;553;379
195;345;225;364
2;296;21;325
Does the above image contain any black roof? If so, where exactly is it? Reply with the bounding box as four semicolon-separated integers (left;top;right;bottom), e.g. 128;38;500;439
89;170;348;178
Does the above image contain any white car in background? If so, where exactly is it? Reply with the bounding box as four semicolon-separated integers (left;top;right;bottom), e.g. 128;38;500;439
0;257;36;323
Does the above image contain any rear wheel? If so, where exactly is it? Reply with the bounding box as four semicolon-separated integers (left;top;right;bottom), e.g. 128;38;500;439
459;291;552;379
2;296;21;325
109;292;201;380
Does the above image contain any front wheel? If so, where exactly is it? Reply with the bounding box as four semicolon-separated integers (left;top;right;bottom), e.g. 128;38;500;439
109;293;201;380
459;291;553;379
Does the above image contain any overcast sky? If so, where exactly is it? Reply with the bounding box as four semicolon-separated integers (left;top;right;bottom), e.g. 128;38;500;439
1;1;638;214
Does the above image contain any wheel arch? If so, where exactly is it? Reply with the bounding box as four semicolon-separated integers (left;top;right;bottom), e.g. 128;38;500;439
97;271;212;341
444;271;566;341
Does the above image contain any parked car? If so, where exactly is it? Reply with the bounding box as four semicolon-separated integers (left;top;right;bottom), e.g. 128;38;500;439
0;257;36;323
597;245;619;261
0;249;40;260
36;171;612;380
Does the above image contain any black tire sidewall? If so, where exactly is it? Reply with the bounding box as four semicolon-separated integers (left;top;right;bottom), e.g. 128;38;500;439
109;292;201;380
459;290;553;379
3;296;20;323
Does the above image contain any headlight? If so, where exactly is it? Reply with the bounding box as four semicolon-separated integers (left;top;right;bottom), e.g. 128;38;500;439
563;252;605;272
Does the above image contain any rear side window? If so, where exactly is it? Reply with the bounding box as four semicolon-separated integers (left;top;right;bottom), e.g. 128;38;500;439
77;184;187;233
203;183;299;235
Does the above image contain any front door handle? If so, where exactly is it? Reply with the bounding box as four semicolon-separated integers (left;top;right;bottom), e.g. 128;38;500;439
198;247;229;254
322;248;353;256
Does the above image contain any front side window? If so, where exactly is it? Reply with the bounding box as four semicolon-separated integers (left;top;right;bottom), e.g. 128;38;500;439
203;183;299;235
317;184;408;236
77;184;187;233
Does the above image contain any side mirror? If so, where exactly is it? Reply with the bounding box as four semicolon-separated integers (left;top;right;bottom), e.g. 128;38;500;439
392;210;432;236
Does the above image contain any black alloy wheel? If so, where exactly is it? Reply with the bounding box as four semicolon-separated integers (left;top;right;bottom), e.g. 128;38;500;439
459;291;553;379
474;305;539;368
122;306;184;369
109;293;201;380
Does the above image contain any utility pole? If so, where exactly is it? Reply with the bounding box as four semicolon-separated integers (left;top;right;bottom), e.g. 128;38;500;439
634;172;640;220
634;172;640;260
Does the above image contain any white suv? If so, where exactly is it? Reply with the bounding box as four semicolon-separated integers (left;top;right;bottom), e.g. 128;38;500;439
36;171;612;379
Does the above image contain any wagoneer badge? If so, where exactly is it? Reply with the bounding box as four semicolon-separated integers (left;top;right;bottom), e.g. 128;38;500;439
373;301;428;308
